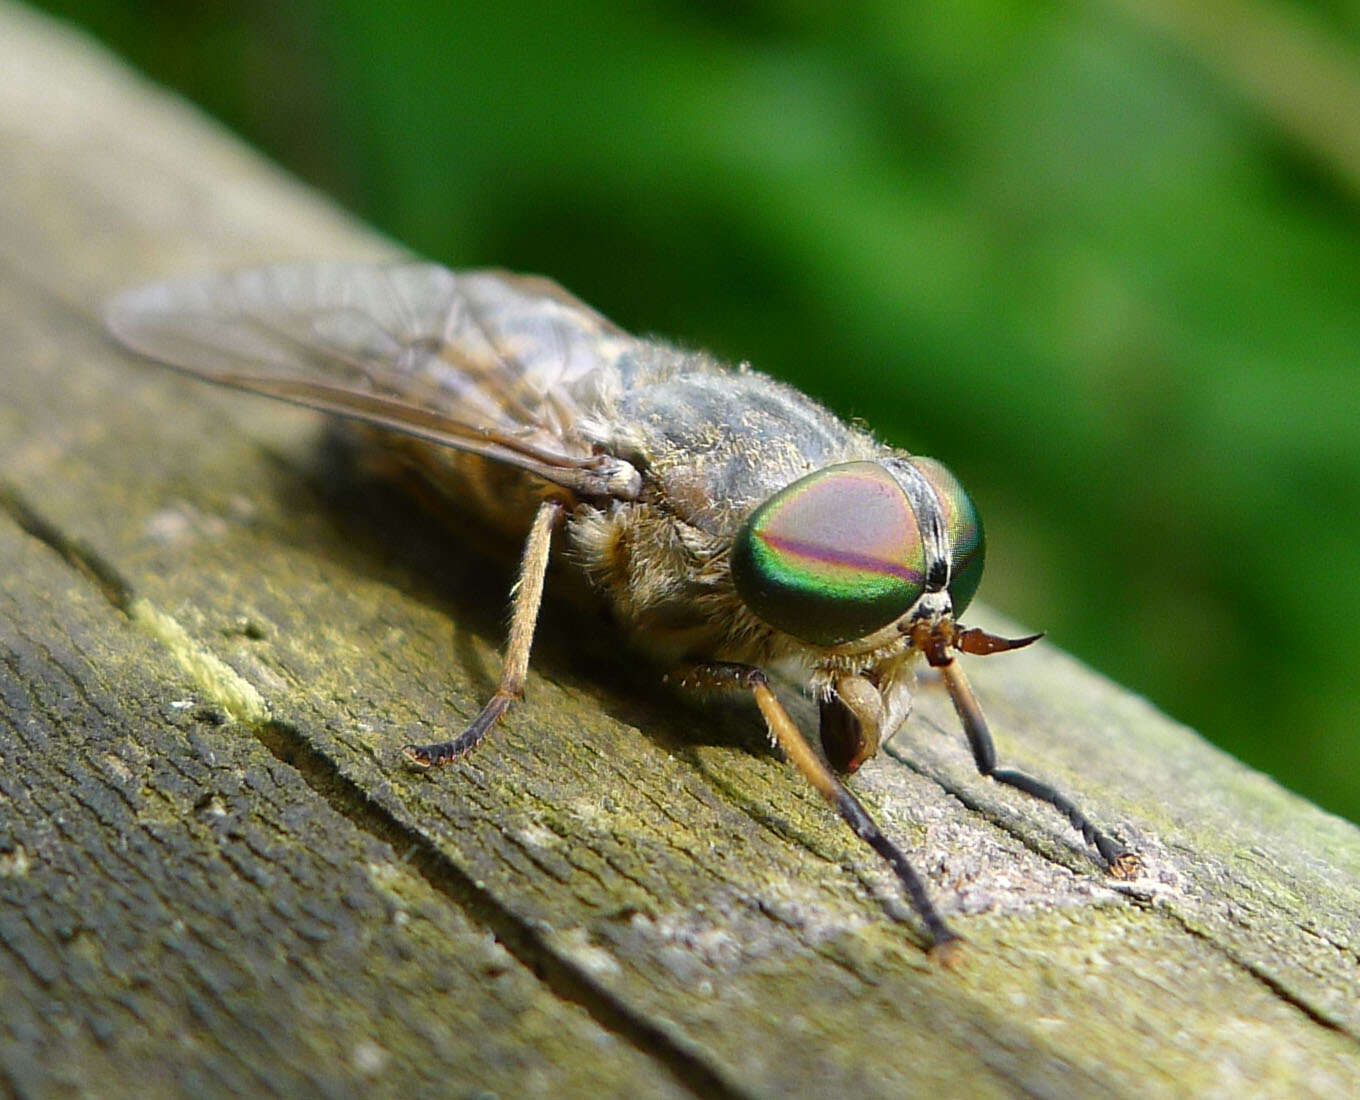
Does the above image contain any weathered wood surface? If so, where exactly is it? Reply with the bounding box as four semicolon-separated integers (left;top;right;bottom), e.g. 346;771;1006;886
1;5;1358;1097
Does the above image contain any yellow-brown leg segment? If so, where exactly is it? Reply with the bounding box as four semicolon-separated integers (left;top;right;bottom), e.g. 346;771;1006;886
403;498;565;768
675;662;961;959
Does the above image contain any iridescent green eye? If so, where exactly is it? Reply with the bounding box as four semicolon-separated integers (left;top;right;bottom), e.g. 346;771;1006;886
731;462;926;646
910;457;985;615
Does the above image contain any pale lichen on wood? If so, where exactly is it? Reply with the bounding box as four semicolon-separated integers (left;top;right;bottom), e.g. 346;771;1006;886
1;4;1358;1097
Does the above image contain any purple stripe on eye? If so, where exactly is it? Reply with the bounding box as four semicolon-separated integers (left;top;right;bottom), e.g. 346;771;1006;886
758;532;925;586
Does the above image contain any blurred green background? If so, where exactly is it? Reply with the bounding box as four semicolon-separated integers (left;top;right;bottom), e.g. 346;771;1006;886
27;0;1360;821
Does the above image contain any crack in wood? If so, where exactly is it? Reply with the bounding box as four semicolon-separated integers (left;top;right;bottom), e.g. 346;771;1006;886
0;479;132;610
1153;902;1360;1045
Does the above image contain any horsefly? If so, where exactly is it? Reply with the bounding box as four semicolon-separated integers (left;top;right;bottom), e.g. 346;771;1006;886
106;262;1139;957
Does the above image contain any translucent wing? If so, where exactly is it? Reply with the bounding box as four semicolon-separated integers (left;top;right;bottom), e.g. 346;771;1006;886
105;261;642;498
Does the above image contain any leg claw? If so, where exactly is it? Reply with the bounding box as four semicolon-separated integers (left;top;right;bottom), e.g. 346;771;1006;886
927;934;966;969
1107;850;1143;880
401;744;445;769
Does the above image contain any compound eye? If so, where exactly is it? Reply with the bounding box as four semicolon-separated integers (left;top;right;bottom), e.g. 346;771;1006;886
910;457;985;616
731;462;926;646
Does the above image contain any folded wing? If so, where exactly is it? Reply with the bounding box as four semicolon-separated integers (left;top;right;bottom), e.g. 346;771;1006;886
105;261;641;497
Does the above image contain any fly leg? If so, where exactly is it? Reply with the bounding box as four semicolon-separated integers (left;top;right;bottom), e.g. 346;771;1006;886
403;498;565;768
936;658;1141;878
675;661;961;959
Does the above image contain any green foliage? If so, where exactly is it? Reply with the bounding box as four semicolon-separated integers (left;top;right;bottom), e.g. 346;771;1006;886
35;0;1360;821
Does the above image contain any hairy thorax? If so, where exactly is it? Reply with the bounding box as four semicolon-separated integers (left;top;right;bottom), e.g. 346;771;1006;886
567;353;905;676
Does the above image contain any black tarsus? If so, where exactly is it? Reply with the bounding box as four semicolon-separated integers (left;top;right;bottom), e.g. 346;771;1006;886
942;656;1139;876
405;693;513;768
836;786;957;948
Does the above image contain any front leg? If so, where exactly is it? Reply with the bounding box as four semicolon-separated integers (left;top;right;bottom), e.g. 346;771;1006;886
936;658;1141;878
675;662;961;959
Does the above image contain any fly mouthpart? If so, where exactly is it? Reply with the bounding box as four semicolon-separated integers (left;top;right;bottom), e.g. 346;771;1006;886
907;617;1043;667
